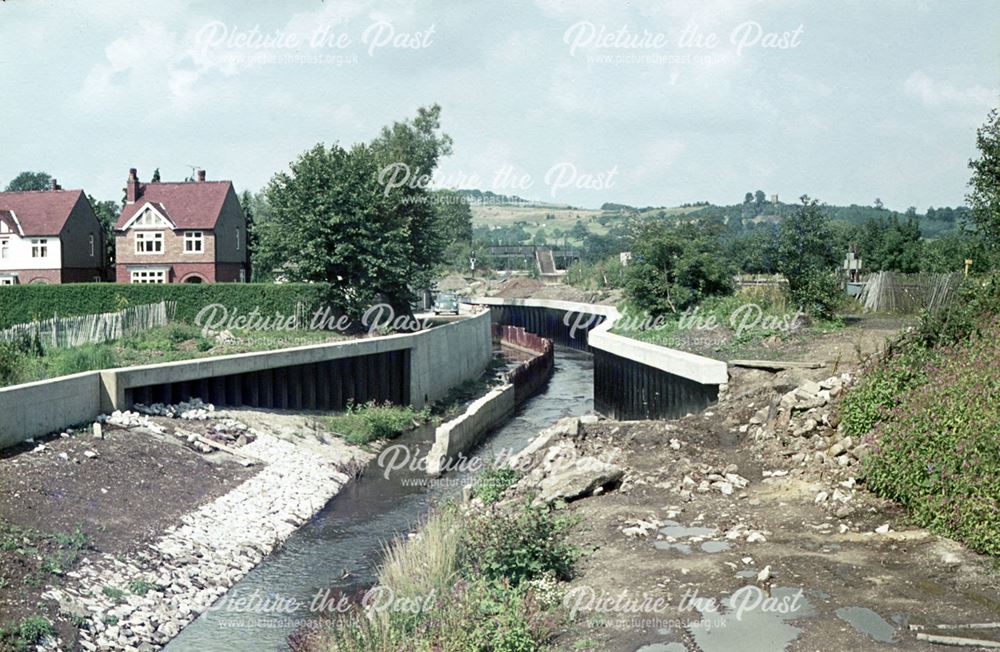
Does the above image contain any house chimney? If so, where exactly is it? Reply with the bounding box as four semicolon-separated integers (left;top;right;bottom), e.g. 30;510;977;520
196;169;206;183
49;178;60;191
126;168;139;204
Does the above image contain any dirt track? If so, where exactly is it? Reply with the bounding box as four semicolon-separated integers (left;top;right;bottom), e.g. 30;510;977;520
549;358;1000;651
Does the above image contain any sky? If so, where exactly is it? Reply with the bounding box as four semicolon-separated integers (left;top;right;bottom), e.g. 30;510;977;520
1;0;997;211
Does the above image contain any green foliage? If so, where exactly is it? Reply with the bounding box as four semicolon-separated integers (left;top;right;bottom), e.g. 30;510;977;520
0;283;336;329
326;401;427;445
862;320;1000;555
255;106;454;314
0;615;54;649
470;465;520;504
4;171;51;192
127;579;159;596
564;256;625;291
461;503;578;586
914;272;1000;349
625;221;736;316
101;586;126;603
777;196;839;317
839;340;937;438
0;333;43;385
968;108;1000;250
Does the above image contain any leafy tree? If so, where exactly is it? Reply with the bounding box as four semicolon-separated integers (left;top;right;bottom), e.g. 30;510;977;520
625;221;735;315
754;190;766;208
255;105;453;316
5;171;51;191
777;196;839;317
151;168;162;183
88;195;119;267
968;108;1000;252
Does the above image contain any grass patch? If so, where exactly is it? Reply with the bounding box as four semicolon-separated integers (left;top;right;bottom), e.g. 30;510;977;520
0;615;54;650
470;464;521;504
326;401;429;446
841;273;1000;555
299;498;576;652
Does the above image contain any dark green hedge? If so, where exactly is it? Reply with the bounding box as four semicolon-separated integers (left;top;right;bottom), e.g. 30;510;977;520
0;283;337;328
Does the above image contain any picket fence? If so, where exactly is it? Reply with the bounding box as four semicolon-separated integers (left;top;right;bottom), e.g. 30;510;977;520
0;301;176;348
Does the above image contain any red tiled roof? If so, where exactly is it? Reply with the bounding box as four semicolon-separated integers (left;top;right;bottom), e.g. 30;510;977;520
116;181;233;230
0;190;84;236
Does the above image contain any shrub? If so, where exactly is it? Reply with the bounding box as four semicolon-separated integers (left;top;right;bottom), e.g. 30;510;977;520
44;344;117;378
839;340;937;438
461;503;578;586
470;465;520;504
862;319;1000;555
326;401;426;445
0;283;338;329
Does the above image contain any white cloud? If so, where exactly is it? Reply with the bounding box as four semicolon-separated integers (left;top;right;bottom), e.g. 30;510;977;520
903;70;996;110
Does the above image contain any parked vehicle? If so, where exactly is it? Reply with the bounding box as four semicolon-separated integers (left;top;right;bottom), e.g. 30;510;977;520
432;292;459;315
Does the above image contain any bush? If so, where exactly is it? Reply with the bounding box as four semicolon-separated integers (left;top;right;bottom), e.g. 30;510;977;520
862;319;1000;555
0;283;338;329
839;340;937;438
470;465;520;504
326;401;426;445
461;503;578;586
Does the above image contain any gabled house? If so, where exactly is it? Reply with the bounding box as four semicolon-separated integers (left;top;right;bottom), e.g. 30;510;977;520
114;169;248;284
0;180;107;285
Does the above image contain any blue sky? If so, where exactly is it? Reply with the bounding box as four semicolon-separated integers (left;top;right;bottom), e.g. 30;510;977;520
1;0;997;210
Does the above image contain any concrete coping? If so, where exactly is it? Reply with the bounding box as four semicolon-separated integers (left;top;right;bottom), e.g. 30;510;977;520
464;297;728;385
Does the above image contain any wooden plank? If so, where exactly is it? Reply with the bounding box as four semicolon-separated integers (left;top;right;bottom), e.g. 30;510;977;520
728;359;825;371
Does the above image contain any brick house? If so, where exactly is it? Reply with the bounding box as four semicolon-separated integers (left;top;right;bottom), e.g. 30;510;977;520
114;169;248;284
0;180;107;285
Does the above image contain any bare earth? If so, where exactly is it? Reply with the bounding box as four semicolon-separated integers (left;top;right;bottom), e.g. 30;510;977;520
547;331;1000;652
0;426;256;649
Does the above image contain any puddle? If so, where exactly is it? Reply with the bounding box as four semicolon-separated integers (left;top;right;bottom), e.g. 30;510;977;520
700;541;731;553
835;606;896;643
736;570;757;578
689;586;815;652
659;520;718;539
636;644;686;652
654;541;693;554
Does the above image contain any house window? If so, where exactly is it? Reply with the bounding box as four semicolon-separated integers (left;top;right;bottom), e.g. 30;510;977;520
0;239;8;259
235;228;240;251
239;268;246;283
184;231;204;253
130;269;166;284
0;278;14;286
135;231;163;254
89;234;95;257
31;239;48;258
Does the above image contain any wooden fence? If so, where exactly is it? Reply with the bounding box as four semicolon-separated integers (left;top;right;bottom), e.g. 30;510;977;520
0;301;176;348
857;272;962;313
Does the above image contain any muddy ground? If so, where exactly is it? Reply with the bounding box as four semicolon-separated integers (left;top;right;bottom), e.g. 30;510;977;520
550;366;1000;651
0;425;256;650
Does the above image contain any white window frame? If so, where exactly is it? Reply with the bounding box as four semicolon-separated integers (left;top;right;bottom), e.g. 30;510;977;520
239;268;246;283
89;234;95;257
235;227;240;251
184;231;204;254
31;238;48;258
0;238;8;260
135;231;164;255
130;269;167;284
0;277;15;286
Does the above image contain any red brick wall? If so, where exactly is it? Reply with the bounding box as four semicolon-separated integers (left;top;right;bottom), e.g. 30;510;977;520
11;269;62;284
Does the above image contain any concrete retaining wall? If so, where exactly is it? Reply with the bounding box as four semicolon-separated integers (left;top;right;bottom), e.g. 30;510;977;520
466;297;728;420
0;372;103;449
0;313;494;449
426;384;516;476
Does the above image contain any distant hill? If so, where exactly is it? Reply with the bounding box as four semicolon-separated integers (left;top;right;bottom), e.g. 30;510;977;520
456;189;575;209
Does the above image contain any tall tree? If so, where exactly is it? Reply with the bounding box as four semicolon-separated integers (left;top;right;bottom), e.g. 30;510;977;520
968;108;1000;252
151;168;162;183
255;105;454;316
5;171;51;191
777;196;839;317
